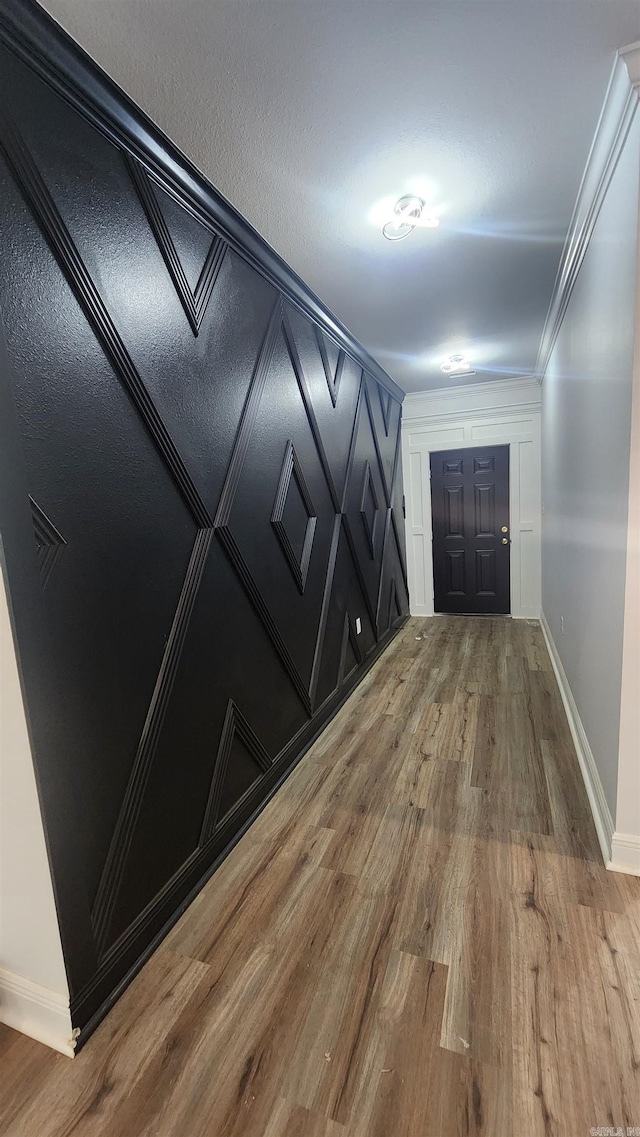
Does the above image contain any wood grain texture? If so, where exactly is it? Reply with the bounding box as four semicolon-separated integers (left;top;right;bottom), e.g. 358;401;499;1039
1;616;639;1136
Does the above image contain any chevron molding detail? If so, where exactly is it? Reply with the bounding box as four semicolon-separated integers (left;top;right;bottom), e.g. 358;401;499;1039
91;527;214;955
281;313;342;512
378;386;392;436
29;496;66;589
200;700;272;844
360;460;380;559
388;578;401;627
314;326;345;407
0;109;213;529
0;9;411;1048
126;155;226;335
337;612;361;687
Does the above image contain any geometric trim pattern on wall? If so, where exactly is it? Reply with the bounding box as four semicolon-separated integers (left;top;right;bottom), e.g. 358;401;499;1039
91;526;215;956
200;700;273;844
3;106;409;971
0;53;409;1039
360;460;380;559
281;315;343;512
126;155;226;336
337;612;362;688
0;106;213;532
314;325;345;407
271;439;317;594
29;495;66;589
214;300;319;718
210;301;380;727
388;578;401;627
378;385;392;436
363;380;395;508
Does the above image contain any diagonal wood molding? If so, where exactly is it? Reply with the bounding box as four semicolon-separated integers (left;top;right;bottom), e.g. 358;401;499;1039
0;4;410;1047
91;527;214;955
29;496;66;590
200;699;272;845
314;325;345;407
0;106;213;530
271;439;318;595
126;154;226;335
0;0;404;403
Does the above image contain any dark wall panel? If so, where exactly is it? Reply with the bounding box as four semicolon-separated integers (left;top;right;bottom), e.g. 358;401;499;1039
0;1;408;1043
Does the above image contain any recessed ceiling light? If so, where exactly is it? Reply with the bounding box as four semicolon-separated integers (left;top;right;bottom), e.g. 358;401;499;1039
382;195;440;241
441;352;472;374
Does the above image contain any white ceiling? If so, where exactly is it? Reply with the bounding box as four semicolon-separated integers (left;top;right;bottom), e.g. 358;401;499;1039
39;0;640;392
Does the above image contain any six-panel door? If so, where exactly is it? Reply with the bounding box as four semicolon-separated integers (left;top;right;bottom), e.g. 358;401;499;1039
430;445;510;614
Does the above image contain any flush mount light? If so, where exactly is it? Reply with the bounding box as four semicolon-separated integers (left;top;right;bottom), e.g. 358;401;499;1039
382;195;440;241
441;353;473;375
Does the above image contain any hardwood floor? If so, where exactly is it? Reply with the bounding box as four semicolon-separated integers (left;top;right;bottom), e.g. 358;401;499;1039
1;616;639;1136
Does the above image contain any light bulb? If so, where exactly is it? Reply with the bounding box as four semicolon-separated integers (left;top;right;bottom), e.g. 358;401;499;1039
379;194;441;240
441;353;471;374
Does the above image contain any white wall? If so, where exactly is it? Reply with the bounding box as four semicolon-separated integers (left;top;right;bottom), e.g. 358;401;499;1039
541;110;640;823
0;567;74;1055
615;272;640;861
402;377;542;619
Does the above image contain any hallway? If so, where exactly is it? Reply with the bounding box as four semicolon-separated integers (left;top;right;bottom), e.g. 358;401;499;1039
1;616;639;1136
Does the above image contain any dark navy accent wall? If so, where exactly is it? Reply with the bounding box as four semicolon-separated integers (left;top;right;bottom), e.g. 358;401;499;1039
0;0;408;1041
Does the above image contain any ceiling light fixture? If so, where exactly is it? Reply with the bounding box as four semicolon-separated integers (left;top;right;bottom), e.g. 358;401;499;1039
441;352;473;375
382;195;440;241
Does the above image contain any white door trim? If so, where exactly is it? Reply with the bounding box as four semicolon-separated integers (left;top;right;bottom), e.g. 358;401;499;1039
402;398;541;619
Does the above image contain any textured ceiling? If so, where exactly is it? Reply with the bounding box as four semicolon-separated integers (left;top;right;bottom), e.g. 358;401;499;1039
38;0;640;392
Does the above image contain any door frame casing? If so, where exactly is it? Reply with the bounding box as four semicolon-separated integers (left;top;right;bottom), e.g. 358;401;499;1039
429;442;511;616
401;378;541;620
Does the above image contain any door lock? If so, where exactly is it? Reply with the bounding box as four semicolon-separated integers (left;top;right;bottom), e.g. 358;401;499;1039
502;537;509;544
501;526;508;533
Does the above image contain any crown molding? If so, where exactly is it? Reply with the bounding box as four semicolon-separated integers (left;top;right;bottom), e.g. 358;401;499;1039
404;404;541;431
536;43;640;382
402;375;541;426
403;374;540;405
0;0;403;402
620;39;640;87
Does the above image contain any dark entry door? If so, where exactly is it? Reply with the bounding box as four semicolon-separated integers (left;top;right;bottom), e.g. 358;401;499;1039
430;445;510;614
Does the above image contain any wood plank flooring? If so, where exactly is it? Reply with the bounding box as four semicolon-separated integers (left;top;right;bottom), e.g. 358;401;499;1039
1;616;639;1136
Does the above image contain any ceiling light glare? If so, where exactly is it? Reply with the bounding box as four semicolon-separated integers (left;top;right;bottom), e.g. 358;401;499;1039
382;195;439;241
441;353;471;374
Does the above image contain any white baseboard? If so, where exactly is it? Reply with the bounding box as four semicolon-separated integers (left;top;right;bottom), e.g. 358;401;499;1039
408;611;539;620
539;611;615;868
609;832;640;875
0;968;76;1056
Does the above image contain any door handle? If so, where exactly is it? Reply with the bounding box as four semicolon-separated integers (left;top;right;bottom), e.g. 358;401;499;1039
501;537;509;544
